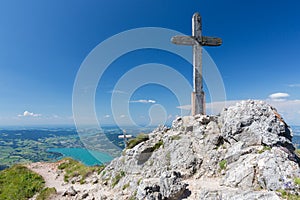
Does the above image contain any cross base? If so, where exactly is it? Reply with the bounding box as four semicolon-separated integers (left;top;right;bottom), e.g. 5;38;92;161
191;91;205;115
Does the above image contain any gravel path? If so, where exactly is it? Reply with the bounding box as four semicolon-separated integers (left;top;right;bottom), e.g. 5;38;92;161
26;161;113;200
26;162;67;195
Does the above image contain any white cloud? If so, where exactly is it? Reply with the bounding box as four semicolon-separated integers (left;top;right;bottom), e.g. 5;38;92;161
288;84;300;88
104;115;110;118
268;93;290;101
18;111;41;117
120;115;126;118
130;99;156;104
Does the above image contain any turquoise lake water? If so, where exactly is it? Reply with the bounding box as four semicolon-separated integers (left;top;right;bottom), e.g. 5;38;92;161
48;148;114;166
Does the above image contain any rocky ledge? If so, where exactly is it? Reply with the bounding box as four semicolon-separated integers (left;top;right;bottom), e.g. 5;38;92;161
100;100;300;200
30;100;300;200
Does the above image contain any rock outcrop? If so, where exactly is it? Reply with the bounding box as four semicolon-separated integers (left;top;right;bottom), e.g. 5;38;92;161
98;100;300;200
32;100;300;200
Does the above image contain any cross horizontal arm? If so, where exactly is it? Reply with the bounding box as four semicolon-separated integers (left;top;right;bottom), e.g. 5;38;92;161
171;35;222;47
118;135;132;139
171;36;197;46
201;36;222;46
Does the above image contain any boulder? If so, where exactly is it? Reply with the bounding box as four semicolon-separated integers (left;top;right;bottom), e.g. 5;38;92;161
62;186;77;196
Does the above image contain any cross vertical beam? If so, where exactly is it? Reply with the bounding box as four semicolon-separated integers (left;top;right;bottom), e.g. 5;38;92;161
171;12;222;116
192;13;204;115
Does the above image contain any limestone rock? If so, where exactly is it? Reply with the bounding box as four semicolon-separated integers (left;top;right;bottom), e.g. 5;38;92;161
93;100;300;199
62;186;77;196
159;171;188;199
81;192;89;199
219;100;294;150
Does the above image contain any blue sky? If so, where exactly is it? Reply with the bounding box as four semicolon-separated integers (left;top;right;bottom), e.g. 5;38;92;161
0;0;300;126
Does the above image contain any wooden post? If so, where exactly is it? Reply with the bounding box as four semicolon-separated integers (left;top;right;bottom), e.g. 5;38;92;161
192;13;203;115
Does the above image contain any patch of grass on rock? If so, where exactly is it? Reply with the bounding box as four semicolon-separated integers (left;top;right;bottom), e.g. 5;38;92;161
294;177;300;186
277;189;300;200
112;171;125;188
137;178;142;185
170;135;181;140
152;140;164;151
296;149;300;156
126;133;149;149
58;158;104;183
258;146;272;154
129;190;138;200
122;183;130;190
219;159;227;170
36;187;56;200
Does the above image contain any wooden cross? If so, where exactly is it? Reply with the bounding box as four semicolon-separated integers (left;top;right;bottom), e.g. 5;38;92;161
118;130;132;148
171;12;222;115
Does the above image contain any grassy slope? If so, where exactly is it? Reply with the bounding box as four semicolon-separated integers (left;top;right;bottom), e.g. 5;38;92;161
0;165;45;200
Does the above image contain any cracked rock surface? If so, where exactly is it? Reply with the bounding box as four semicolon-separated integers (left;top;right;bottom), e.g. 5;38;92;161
95;100;300;200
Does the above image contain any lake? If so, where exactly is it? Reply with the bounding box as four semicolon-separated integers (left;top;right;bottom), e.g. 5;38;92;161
48;148;114;166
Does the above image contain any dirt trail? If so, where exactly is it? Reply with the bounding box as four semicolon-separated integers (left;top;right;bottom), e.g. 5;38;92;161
26;162;113;200
27;162;67;195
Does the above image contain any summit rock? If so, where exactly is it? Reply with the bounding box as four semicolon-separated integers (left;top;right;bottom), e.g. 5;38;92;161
96;100;300;199
32;100;300;200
